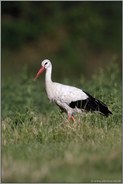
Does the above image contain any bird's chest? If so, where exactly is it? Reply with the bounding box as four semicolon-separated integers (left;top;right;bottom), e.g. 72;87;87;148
45;83;56;102
45;83;63;102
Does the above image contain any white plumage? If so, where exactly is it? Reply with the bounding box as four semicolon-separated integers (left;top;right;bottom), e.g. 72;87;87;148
34;59;112;121
48;82;88;103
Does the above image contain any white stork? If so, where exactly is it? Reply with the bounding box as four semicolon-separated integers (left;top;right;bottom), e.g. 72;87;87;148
34;59;112;121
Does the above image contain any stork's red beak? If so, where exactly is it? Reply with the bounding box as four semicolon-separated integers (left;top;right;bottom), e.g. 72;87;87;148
34;66;45;80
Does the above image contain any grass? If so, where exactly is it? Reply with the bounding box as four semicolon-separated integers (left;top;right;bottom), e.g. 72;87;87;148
2;62;122;182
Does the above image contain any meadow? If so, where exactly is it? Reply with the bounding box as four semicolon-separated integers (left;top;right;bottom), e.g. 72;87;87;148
2;61;122;182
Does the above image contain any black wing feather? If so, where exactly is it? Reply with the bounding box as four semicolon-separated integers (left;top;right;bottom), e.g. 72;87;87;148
69;91;112;117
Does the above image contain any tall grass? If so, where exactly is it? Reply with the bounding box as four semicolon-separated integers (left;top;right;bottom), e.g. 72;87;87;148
2;62;122;182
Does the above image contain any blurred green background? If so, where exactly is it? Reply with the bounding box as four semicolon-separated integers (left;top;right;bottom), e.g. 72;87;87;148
2;1;122;80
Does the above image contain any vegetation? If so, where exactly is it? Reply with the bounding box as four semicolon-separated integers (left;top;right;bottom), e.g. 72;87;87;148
2;1;122;182
2;61;122;182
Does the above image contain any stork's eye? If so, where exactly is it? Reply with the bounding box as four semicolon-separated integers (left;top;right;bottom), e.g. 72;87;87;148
45;62;48;65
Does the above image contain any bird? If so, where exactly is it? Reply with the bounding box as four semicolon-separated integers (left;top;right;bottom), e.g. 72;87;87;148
34;59;112;121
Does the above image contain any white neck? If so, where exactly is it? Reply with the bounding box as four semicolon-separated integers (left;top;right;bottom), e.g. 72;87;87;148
45;65;52;83
45;65;54;100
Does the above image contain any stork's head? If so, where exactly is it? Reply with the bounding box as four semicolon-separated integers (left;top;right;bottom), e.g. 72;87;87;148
41;59;51;69
34;59;51;80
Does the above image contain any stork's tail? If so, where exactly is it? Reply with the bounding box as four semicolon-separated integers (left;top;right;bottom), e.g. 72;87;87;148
94;99;112;117
84;91;112;117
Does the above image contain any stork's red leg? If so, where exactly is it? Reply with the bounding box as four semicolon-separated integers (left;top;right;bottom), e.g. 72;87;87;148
68;115;71;121
71;115;75;122
68;115;75;122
